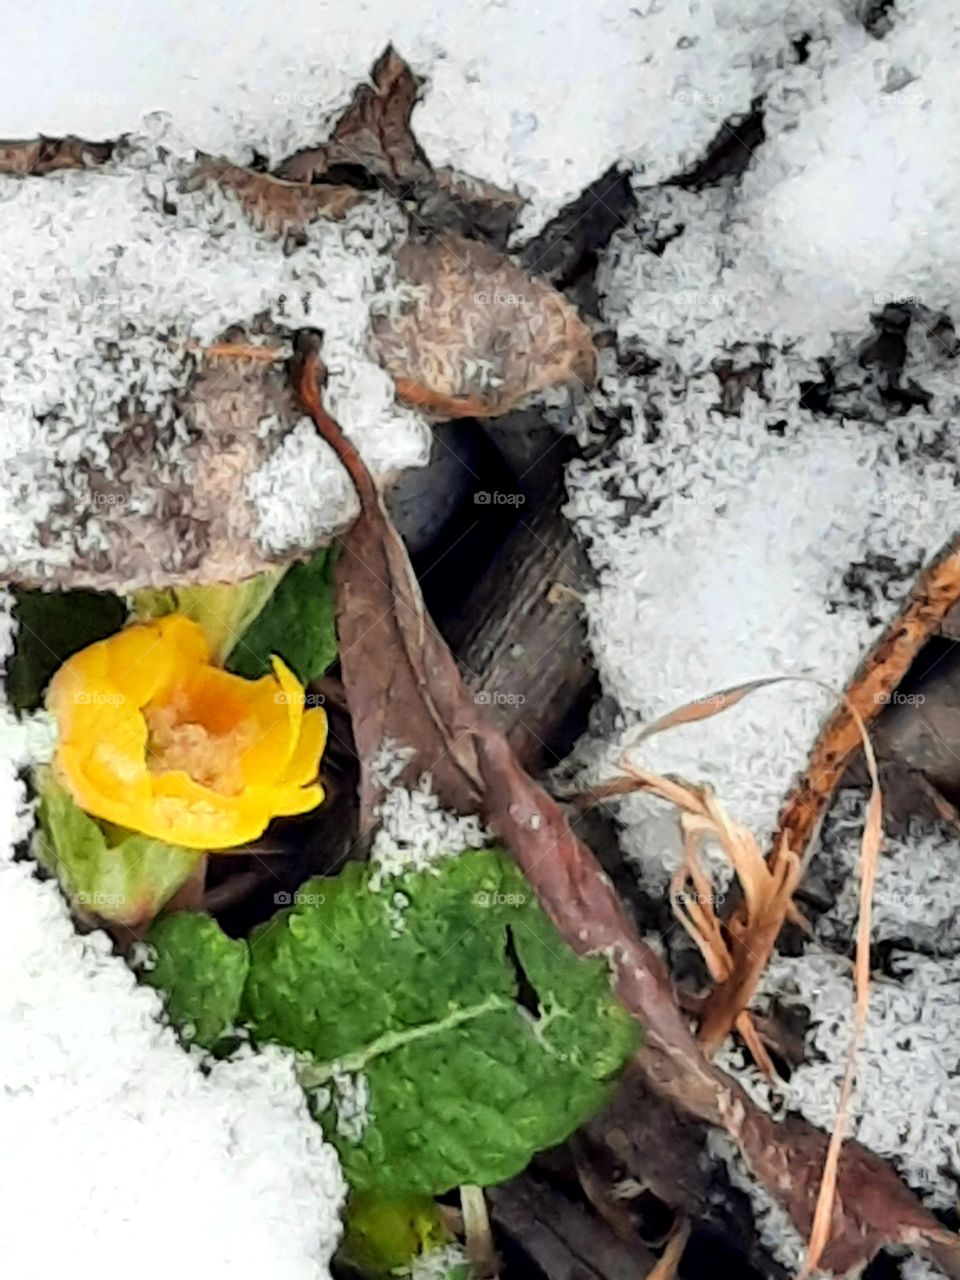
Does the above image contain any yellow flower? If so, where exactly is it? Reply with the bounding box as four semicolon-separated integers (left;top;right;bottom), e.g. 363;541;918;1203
47;615;327;851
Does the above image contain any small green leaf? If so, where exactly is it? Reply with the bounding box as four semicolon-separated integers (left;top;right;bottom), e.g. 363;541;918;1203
131;571;283;665
226;547;338;684
243;850;639;1196
7;588;127;712
35;770;200;925
341;1192;450;1275
144;913;249;1050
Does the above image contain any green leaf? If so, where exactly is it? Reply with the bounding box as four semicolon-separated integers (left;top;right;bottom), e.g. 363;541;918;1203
7;588;127;712
131;571;283;666
243;850;639;1196
34;770;201;926
341;1192;450;1275
226;547;338;684
144;912;249;1050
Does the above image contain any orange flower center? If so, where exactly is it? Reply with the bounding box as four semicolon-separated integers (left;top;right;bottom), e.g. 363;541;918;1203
144;689;255;796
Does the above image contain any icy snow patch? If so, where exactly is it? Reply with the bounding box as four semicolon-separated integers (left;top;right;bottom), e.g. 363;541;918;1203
816;793;960;956
712;947;960;1266
0;0;802;231
0;608;345;1279
738;0;960;341
0;140;425;585
571;183;960;872
370;773;490;888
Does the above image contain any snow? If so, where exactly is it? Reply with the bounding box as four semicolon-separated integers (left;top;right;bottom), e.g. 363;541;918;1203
0;140;423;588
572;179;959;865
370;769;490;887
738;0;960;343
0;604;346;1279
713;945;960;1271
564;3;960;1254
0;0;800;231
817;792;960;955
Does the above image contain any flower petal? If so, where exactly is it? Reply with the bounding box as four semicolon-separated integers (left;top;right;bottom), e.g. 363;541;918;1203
277;707;328;787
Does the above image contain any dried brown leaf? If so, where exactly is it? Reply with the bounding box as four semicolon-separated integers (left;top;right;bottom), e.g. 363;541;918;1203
280;45;429;189
12;332;325;593
0;134;115;176
290;338;960;1279
292;335;483;823
372;235;596;419
187;155;359;238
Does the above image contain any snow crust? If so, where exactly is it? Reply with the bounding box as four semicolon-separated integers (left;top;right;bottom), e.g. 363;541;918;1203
738;0;960;342
714;944;960;1269
0;140;424;585
573;185;959;862
0;0;800;231
0;604;345;1279
370;761;490;887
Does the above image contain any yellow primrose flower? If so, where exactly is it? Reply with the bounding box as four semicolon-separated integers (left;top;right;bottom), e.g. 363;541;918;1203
47;615;327;851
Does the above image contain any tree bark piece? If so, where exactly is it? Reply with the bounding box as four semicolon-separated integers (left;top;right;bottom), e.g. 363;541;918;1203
445;475;596;774
488;1173;655;1280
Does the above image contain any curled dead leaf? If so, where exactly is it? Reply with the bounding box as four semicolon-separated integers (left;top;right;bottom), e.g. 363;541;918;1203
372;236;596;419
0;134;115;176
280;45;429;190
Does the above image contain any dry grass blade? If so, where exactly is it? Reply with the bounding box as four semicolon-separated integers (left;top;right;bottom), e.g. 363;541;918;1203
591;675;886;1271
605;761;801;1073
800;719;883;1279
461;1185;499;1279
645;1219;691;1280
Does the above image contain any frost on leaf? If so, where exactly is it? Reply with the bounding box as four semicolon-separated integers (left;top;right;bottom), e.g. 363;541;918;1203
371;236;596;419
186;155;360;240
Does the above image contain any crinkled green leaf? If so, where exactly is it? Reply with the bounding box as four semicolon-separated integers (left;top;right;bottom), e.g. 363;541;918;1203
243;849;639;1196
35;771;200;925
131;571;283;665
341;1192;450;1275
226;547;338;684
144;912;249;1050
7;588;127;712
